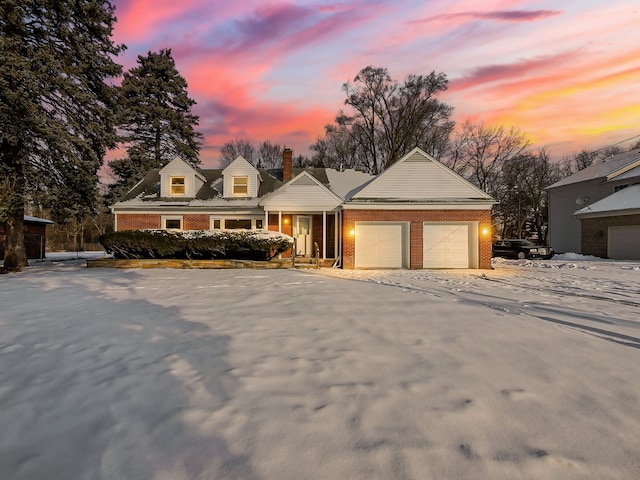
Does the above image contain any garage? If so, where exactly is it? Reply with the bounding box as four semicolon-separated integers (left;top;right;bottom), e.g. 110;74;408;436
608;225;640;260
355;222;406;268
423;223;471;268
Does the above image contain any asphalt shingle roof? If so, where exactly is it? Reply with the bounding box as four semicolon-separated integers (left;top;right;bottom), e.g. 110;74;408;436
547;150;640;189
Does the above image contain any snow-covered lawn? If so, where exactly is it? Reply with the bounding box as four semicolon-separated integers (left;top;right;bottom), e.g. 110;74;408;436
1;255;639;479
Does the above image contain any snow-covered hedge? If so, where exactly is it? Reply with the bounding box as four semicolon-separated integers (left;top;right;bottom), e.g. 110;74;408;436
100;229;294;260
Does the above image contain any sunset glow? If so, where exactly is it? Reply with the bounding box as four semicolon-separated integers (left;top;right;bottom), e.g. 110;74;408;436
110;0;640;167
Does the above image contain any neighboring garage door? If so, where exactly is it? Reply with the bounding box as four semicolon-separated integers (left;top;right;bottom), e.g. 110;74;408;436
423;223;470;268
355;222;405;268
608;225;640;260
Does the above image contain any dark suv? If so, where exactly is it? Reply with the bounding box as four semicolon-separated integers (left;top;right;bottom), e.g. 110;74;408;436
492;239;554;260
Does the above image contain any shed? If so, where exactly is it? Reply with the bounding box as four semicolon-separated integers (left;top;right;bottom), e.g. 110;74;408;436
0;216;54;260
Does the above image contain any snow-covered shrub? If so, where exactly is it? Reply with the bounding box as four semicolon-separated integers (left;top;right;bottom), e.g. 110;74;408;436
100;229;293;260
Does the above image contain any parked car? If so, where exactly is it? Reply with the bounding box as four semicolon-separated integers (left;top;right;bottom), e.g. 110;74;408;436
492;239;554;260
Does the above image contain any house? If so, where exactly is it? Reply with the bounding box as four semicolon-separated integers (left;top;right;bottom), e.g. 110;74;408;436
110;147;496;269
574;184;640;259
546;149;640;253
0;216;54;260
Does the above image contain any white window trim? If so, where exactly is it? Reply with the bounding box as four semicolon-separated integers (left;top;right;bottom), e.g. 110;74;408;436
232;176;249;196
162;215;183;230
210;216;264;230
170;176;186;196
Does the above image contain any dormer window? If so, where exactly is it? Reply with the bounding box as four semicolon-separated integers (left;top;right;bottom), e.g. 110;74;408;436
170;176;185;195
233;176;248;195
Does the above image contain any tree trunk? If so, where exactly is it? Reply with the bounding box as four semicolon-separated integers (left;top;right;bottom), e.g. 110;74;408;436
1;140;28;272
4;209;27;271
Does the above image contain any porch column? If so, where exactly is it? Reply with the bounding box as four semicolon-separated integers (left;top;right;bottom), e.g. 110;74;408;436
322;211;327;259
278;211;282;232
264;210;269;230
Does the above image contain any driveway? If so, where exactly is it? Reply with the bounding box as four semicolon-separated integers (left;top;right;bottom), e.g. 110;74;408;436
1;264;639;479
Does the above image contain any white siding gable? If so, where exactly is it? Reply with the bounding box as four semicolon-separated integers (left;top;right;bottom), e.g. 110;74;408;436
159;158;204;198
350;148;492;200
223;156;260;198
261;171;342;211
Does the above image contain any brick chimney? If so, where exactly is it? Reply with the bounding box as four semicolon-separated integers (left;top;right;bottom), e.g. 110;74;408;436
283;148;293;182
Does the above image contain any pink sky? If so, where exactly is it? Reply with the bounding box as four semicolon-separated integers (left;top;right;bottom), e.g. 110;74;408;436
110;0;640;168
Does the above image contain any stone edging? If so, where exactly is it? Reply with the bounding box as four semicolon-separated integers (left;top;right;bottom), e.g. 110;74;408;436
87;258;294;269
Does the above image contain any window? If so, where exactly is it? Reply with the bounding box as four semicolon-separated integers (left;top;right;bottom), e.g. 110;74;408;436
163;216;183;230
225;219;252;230
233;176;248;195
170;177;185;195
211;217;263;230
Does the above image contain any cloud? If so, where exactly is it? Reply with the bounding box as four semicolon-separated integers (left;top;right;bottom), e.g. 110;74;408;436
449;51;577;91
411;9;562;25
231;4;315;47
194;97;334;167
113;0;204;42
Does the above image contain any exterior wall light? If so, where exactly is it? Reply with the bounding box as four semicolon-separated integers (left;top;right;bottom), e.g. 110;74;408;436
349;229;355;236
283;218;289;224
481;227;490;236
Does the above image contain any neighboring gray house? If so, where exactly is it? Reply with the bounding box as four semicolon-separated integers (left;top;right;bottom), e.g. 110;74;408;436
546;149;640;253
574;184;640;260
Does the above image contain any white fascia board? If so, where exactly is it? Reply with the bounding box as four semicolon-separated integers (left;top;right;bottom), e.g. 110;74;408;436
262;204;341;212
343;202;494;210
113;207;264;215
606;159;640;180
575;208;640;219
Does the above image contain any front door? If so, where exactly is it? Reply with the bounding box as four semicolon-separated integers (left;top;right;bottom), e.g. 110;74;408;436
295;216;312;256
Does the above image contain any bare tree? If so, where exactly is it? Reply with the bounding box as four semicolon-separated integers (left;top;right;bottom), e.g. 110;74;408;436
312;66;454;175
442;121;530;199
256;141;283;168
311;125;360;170
559;145;626;176
219;138;256;166
495;149;562;242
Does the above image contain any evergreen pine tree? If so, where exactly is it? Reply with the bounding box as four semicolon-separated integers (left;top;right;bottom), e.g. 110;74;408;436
108;49;203;201
0;0;124;272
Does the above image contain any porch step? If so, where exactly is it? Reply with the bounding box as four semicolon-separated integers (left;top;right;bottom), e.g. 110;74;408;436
292;257;336;268
293;257;318;269
294;257;317;264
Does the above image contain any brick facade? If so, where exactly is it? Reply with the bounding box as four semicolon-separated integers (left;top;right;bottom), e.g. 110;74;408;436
342;209;493;270
115;209;493;269
184;215;210;230
580;214;640;258
116;214;162;231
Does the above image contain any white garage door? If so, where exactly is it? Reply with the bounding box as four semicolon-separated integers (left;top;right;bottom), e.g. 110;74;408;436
608;226;640;260
423;223;469;268
355;223;405;268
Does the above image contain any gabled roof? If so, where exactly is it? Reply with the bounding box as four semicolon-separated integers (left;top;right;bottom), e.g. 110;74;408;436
547;149;640;189
223;155;259;176
575;184;640;218
346;147;494;203
260;170;343;211
160;157;206;182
